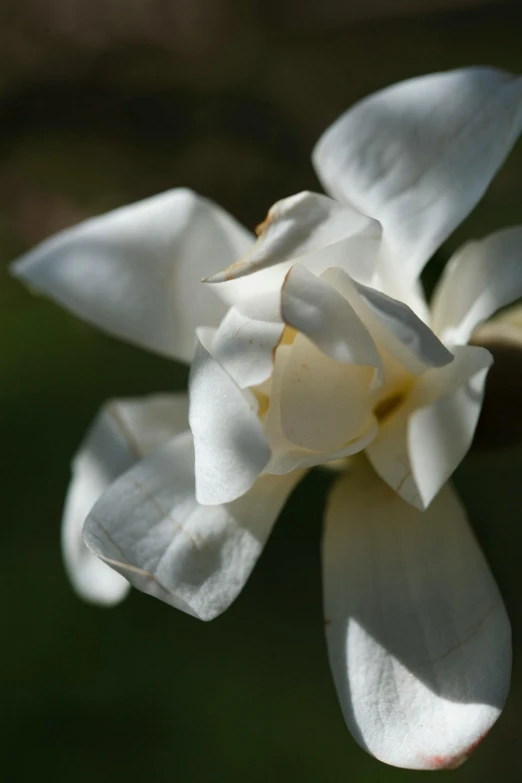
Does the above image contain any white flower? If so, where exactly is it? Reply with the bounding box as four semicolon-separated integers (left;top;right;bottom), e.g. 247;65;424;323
12;67;522;770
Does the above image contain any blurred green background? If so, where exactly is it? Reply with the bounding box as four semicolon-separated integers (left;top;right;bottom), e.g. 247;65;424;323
2;1;522;780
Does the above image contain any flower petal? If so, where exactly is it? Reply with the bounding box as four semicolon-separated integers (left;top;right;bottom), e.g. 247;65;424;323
189;330;271;505
323;461;511;770
63;393;189;605
212;263;383;390
366;345;492;509
211;304;285;389
205;191;379;283
280;333;375;453
282;265;382;375
431;226;522;345
12;189;252;363
84;431;303;620
323;267;453;375
313;67;522;282
265;345;377;474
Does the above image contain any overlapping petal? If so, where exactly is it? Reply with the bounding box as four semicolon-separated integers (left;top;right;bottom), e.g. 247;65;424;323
431;226;522;345
12;189;253;363
282;265;382;373
265;345;378;475
84;431;303;620
63;393;189;605
313;67;522;287
280;334;375;452
323;267;453;375
366;345;492;509
211;263;383;390
205;191;380;284
323;461;511;770
211;304;285;390
10;62;519;775
189;330;271;505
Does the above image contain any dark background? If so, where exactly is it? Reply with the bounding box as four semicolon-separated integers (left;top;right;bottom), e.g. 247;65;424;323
2;1;522;780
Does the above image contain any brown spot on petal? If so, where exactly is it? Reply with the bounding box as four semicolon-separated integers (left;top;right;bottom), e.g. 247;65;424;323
221;258;249;281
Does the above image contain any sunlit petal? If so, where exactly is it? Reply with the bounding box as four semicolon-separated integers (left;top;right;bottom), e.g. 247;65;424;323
12;189;252;362
431;226;522;345
189;330;271;505
323;462;511;770
205;191;379;283
366;345;492;508
63;394;189;605
84;431;303;620
313;67;522;284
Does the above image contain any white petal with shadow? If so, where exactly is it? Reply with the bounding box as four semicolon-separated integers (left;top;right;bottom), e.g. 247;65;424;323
205;191;379;283
12;189;252;362
366;345;492;509
63;393;189;605
323;267;452;375
431;226;522;345
323;461;511;770
313;67;522;284
189;330;270;505
84;431;303;620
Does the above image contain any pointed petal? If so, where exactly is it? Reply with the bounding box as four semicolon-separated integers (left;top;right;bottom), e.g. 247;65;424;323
189;330;271;505
323;462;511;770
431;226;522;345
366;345;492;509
12;189;252;363
313;67;522;281
63;393;189;605
205;191;379;283
84;431;303;620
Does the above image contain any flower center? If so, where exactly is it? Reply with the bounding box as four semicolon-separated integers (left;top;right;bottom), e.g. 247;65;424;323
373;391;407;423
